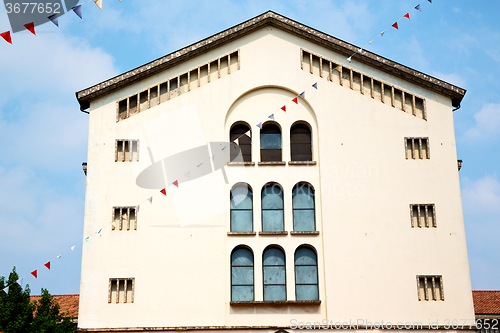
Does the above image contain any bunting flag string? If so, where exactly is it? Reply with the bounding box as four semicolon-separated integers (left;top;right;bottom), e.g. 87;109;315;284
343;0;433;64
1;0;121;44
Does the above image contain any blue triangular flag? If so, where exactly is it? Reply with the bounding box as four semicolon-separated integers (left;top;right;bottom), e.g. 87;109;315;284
312;82;317;89
428;0;432;3
85;236;89;243
256;122;263;130
268;114;274;121
300;91;305;98
72;5;82;19
415;4;421;11
211;155;215;161
48;14;59;27
97;228;102;234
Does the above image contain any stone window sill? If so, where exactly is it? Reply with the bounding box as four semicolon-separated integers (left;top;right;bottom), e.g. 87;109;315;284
288;161;317;165
259;231;288;236
290;231;320;235
227;231;256;236
227;162;255;166
230;300;321;306
258;161;286;166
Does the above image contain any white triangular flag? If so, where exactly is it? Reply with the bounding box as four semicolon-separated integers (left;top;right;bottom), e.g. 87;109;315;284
135;205;140;212
57;254;62;259
347;56;352;63
380;31;385;37
93;0;102;9
71;245;75;251
147;197;153;203
185;172;190;179
235;137;240;145
17;278;23;287
369;39;374;44
358;48;362;54
244;130;251;138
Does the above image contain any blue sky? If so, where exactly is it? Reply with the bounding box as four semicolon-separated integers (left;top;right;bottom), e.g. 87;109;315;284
0;0;499;295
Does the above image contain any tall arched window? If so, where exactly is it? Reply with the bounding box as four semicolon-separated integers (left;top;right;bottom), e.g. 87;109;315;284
290;123;312;161
292;183;315;231
230;183;253;232
260;123;281;162
231;247;254;301
263;246;286;301
261;183;284;232
295;246;319;301
230;123;251;162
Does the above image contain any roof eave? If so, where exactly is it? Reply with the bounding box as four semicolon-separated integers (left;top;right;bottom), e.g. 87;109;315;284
76;11;465;111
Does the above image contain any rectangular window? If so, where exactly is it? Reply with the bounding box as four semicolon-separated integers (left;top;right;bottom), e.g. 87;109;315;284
405;137;429;159
410;204;436;228
417;275;444;301
108;278;134;303
112;207;137;231
115;140;139;162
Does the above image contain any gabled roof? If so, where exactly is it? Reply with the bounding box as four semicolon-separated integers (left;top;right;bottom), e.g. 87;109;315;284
76;11;466;110
473;290;500;314
30;294;79;318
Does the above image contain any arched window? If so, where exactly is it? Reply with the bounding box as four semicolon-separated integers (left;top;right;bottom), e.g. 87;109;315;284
230;183;253;232
230;123;251;162
260;123;281;162
290;123;312;161
295;246;319;301
261;183;284;232
292;183;315;231
263;246;286;301
231;247;254;301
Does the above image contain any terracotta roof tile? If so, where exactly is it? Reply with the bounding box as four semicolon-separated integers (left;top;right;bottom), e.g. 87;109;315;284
473;291;500;314
30;294;79;318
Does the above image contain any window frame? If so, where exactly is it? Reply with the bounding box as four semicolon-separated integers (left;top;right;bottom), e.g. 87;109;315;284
294;246;319;301
290;121;312;162
231;246;255;302
260;122;282;162
230;122;252;163
261;183;285;232
292;183;316;231
262;246;287;301
230;183;253;232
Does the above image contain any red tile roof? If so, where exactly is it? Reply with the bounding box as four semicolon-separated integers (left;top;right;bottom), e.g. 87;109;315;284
473;291;500;314
30;294;79;318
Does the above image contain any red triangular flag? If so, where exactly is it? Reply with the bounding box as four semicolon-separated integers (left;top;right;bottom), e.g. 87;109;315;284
292;97;298;104
24;22;36;35
280;105;286;112
404;13;410;20
44;262;50;270
392;22;399;30
31;270;37;278
1;31;12;44
172;180;179;187
160;188;166;196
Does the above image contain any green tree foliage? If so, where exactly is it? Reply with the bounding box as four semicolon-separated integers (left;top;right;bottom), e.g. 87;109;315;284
0;267;76;333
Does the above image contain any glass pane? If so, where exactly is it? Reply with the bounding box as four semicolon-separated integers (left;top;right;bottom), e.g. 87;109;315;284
232;248;253;266
232;286;254;301
263;248;285;265
231;186;252;209
261;133;281;149
263;266;286;284
292;186;314;209
262;210;284;231
296;285;319;301
295;266;318;284
293;210;315;231
231;210;253;232
262;186;283;209
232;266;254;285
295;248;317;265
264;285;286;301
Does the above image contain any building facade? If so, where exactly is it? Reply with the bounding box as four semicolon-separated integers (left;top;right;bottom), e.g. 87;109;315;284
76;11;474;332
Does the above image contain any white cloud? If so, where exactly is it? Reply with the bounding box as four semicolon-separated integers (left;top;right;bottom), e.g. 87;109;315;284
462;175;500;215
463;103;500;142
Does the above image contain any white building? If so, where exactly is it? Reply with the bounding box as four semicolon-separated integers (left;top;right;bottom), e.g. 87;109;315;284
76;11;474;333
